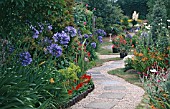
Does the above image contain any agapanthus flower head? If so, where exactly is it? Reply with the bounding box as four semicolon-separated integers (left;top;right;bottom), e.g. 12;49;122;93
32;29;39;39
65;26;77;37
60;31;70;45
38;23;44;33
91;42;96;48
140;32;148;38
52;31;70;46
48;25;52;31
43;37;52;45
19;51;32;66
98;36;103;43
47;44;62;57
84;34;89;39
126;34;132;38
96;29;106;36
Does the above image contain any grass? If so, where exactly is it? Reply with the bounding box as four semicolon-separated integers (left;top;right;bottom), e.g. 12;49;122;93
108;68;150;109
94;57;122;67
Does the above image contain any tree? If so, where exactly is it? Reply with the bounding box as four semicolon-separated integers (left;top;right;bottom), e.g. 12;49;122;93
147;0;170;23
116;0;147;19
150;0;167;42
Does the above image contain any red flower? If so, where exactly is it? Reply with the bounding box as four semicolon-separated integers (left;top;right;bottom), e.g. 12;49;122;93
81;74;91;83
68;90;73;95
76;83;83;90
112;45;115;48
87;52;90;57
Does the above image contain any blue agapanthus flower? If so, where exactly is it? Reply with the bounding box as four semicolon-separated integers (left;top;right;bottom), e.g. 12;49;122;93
47;44;62;57
91;42;96;48
19;52;32;66
140;32;148;38
65;26;77;37
84;34;89;39
98;36;103;43
96;29;106;36
32;29;39;39
48;25;52;31
52;31;70;46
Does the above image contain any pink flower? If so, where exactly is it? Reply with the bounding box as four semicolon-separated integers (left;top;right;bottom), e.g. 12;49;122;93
86;4;88;7
84;22;87;25
157;80;161;83
94;8;96;10
137;72;141;75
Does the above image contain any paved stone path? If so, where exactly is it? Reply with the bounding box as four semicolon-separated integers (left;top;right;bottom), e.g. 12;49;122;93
68;58;145;109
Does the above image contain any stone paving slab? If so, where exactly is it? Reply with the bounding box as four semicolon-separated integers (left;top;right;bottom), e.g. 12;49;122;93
85;101;117;109
101;80;121;85
87;72;101;74
98;92;125;100
104;86;126;90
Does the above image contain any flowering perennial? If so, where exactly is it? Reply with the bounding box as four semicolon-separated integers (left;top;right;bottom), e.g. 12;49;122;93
47;44;62;57
64;26;77;37
91;42;96;48
19;51;32;66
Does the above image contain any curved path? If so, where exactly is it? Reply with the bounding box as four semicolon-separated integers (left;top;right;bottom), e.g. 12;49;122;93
68;57;145;109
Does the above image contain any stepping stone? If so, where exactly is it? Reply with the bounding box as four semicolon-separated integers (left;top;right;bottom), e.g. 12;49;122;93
92;77;111;81
98;92;125;100
104;86;126;90
101;80;121;85
85;101;116;109
92;74;105;77
87;72;101;74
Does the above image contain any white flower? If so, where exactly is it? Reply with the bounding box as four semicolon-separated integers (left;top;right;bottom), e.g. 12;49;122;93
150;69;157;73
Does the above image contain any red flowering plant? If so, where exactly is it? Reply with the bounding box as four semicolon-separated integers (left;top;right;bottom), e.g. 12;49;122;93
112;35;132;53
140;62;170;109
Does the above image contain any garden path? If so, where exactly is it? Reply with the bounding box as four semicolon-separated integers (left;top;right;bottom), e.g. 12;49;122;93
68;55;145;109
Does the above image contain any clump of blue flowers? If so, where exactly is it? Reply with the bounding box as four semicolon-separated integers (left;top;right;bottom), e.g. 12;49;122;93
96;29;106;36
91;42;96;48
53;31;70;46
98;36;103;43
84;34;89;39
64;26;77;37
19;52;32;66
47;44;62;58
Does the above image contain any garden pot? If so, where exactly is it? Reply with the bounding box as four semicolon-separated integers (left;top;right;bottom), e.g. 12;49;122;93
120;52;128;58
112;47;119;53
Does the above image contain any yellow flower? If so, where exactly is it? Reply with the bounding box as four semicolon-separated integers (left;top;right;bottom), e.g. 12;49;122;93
50;78;55;84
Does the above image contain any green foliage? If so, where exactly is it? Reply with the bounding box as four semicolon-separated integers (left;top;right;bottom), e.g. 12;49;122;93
0;0;75;38
122;16;129;27
150;0;168;42
58;63;81;80
117;0;148;19
84;0;124;33
147;0;170;22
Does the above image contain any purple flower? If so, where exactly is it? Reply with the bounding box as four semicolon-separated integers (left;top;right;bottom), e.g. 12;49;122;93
38;23;44;33
84;34;89;39
98;36;103;43
65;26;77;37
47;44;62;57
126;34;132;38
19;52;32;66
91;42;96;48
96;29;106;36
60;31;70;45
140;32;148;38
48;25;52;31
53;32;60;42
32;29;39;39
52;31;70;45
